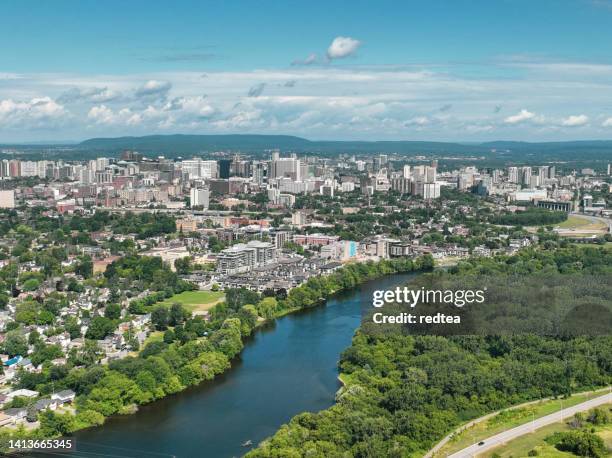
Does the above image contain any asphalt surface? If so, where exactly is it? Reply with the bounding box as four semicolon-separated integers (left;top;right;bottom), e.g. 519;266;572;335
447;391;612;457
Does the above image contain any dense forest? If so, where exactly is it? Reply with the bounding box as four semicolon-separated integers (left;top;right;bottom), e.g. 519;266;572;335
247;246;612;458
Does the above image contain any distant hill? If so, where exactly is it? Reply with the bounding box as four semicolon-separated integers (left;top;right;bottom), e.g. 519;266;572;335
2;135;610;165
77;135;612;158
78;134;490;155
78;134;312;154
481;140;612;153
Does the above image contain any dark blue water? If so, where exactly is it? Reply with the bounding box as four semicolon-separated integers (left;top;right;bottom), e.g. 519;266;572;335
54;273;415;458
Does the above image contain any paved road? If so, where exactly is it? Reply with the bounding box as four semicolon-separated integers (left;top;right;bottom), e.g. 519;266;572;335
447;391;612;458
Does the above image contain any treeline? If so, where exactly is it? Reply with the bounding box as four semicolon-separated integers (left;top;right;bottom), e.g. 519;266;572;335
0;256;430;449
489;208;568;226
247;246;612;458
0;208;176;242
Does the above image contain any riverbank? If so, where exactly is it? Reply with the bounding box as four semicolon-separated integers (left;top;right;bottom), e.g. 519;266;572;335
35;270;421;457
0;256;432;453
244;247;612;458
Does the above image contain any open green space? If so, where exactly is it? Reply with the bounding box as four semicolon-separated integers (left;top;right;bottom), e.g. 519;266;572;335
555;215;607;233
481;404;612;458
437;390;609;457
159;290;225;312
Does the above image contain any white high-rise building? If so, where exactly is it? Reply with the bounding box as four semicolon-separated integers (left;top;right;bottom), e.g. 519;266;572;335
96;157;110;171
537;166;549;183
20;161;38;177
415;182;440;199
182;159;217;179
270;157;301;181
508;167;519;183
521;167;532;186
190;187;210;208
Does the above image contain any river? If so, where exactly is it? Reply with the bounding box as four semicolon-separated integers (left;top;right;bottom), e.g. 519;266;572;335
38;273;416;458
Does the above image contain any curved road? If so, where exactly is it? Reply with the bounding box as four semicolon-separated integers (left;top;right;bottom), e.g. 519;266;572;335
447;390;612;458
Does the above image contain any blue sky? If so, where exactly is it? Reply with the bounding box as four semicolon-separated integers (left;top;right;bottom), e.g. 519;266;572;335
2;0;612;142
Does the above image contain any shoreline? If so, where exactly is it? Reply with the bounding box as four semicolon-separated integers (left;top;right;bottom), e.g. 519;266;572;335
0;258;429;452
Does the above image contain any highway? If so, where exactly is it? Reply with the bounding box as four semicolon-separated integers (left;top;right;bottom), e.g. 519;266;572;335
447;390;612;457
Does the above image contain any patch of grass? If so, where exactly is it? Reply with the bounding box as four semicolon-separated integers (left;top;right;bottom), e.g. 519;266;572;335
479;422;574;457
557;215;595;229
437;390;609;456
600;428;612;449
159;290;224;312
555;215;607;234
142;330;164;346
480;405;612;458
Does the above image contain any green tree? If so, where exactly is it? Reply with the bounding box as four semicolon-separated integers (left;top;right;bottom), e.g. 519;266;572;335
152;306;169;331
3;331;28;356
104;303;122;320
85;316;115;340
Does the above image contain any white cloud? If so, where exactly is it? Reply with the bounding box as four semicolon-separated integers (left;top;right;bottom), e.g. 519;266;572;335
291;53;318;66
57;86;121;104
327;36;361;60
0;96;68;128
561;114;589;126
3;61;612;140
504;109;536;124
135;80;172;98
87;105;115;124
404;116;430;126
87;105;141;126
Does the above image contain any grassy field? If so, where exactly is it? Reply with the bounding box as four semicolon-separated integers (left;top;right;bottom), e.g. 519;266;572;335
159;290;225;312
556;215;608;233
437;390;609;456
480;404;612;458
142;330;163;346
558;215;596;229
572;242;612;248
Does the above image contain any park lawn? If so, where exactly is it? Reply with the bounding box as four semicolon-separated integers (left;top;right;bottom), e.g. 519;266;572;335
480;405;612;458
556;215;607;232
159;290;225;312
437;389;608;456
557;215;594;229
143;330;164;345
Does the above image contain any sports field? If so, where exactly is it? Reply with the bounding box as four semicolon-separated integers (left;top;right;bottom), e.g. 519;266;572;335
159;290;225;312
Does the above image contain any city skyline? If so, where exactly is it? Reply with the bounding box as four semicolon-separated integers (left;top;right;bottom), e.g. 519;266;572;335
3;0;612;142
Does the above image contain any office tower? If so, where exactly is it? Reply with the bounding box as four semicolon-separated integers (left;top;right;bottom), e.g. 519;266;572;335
218;159;232;179
96;157;110;171
270;156;301;181
521;166;532;186
181;159;217;179
507;167;519;183
190;187;210;208
538;166;548;183
8;160;20;177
